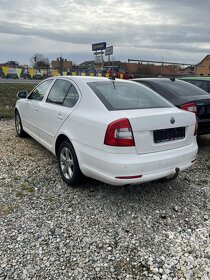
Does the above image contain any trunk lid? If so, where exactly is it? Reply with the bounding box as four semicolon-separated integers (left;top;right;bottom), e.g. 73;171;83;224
115;108;196;154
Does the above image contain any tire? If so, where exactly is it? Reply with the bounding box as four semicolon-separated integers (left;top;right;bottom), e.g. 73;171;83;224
58;141;83;185
15;110;27;137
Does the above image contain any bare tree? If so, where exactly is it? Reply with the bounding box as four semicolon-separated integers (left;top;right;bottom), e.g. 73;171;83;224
31;53;50;69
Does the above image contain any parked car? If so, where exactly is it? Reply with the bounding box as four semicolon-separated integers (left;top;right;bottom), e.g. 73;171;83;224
33;70;43;79
21;69;31;79
15;76;197;186
5;68;18;79
99;66;133;79
22;69;43;79
132;78;210;135
180;76;210;94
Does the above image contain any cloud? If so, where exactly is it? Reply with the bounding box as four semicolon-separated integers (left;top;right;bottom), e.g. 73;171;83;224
0;0;210;64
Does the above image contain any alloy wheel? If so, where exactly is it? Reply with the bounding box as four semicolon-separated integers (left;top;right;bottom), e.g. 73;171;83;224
60;146;74;180
15;113;21;135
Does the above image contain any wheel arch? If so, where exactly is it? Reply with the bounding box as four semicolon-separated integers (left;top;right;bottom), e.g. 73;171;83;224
55;134;72;157
56;135;83;184
15;105;22;117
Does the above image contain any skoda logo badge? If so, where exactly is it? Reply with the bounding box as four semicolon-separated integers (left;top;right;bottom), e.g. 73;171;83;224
170;117;175;124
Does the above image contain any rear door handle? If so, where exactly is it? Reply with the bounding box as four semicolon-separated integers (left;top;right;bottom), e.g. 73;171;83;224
57;113;63;120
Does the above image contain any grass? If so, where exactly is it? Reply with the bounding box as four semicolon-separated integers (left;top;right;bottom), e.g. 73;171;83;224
20;184;35;193
0;204;18;216
15;184;35;198
0;83;35;118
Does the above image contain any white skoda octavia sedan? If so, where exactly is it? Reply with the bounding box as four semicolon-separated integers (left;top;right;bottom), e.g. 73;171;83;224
15;76;198;186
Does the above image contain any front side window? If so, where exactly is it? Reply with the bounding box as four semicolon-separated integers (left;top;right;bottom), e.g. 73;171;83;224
29;80;53;101
88;81;172;111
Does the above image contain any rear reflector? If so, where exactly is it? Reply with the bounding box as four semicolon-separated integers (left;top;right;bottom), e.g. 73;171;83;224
115;175;142;179
104;118;135;146
194;119;198;136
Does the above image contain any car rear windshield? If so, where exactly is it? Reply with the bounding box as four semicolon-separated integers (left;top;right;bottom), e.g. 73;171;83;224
158;80;209;97
88;81;172;110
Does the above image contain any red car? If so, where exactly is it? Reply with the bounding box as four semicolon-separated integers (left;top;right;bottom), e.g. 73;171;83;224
99;66;133;79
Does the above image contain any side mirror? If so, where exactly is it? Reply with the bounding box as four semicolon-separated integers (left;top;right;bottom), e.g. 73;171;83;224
17;90;28;99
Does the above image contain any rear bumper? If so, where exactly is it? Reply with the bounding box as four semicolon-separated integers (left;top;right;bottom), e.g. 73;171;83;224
73;139;198;186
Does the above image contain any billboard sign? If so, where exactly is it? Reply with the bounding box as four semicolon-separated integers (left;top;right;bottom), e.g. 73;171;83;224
92;42;106;51
105;46;113;56
95;55;103;64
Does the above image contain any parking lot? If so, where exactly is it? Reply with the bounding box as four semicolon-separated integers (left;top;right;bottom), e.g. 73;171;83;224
0;119;210;279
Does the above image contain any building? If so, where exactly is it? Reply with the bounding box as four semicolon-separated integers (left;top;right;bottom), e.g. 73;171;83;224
125;62;182;77
1;60;20;67
177;66;195;76
195;54;210;76
77;60;95;70
51;58;73;74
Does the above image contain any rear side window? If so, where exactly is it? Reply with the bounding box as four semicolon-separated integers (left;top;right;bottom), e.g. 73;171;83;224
47;79;79;107
47;80;71;104
184;79;210;93
201;81;210;92
88;81;172;111
63;85;79;108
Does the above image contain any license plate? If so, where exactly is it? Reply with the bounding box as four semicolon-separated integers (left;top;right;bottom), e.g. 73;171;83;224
154;127;185;143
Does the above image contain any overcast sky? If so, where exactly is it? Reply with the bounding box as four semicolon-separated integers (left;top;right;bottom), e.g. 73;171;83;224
0;0;210;66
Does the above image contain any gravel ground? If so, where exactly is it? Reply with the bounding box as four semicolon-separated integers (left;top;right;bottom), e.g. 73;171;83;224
0;119;210;280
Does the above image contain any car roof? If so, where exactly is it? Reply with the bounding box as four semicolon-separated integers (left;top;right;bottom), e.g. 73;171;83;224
48;75;107;83
133;77;202;85
133;77;173;81
133;77;179;84
132;77;209;98
180;76;210;81
47;75;131;84
132;77;210;91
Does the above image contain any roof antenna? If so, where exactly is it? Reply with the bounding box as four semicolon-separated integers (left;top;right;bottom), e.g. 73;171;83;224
109;74;115;80
109;58;115;80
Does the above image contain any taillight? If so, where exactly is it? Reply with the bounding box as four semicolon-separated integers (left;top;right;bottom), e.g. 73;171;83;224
104;118;135;146
180;102;197;114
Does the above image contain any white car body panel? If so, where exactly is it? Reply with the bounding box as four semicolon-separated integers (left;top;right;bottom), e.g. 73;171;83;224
125;108;195;154
72;138;197;185
15;76;198;186
38;102;75;151
20;99;39;140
